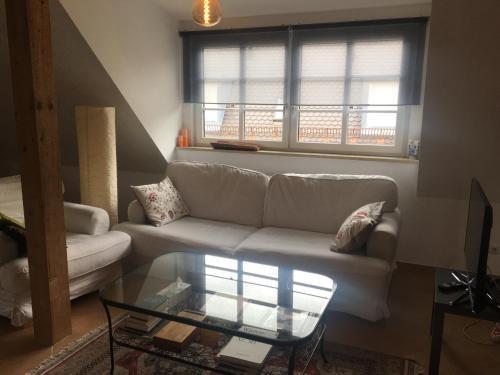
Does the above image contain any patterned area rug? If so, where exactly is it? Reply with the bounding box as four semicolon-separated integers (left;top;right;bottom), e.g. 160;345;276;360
29;321;424;375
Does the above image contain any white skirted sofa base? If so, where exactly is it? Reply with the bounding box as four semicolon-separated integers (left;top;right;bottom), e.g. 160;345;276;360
114;161;401;322
0;202;132;326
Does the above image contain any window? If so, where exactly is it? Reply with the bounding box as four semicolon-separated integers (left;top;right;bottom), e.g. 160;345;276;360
200;44;286;144
183;19;427;156
292;39;405;152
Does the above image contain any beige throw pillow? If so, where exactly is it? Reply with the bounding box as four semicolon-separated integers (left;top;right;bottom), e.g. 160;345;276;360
331;202;385;254
131;177;189;226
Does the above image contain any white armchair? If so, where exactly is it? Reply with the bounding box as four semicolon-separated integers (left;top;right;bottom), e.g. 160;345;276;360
0;201;131;326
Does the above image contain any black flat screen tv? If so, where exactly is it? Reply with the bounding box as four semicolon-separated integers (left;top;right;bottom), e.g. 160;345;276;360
464;178;493;313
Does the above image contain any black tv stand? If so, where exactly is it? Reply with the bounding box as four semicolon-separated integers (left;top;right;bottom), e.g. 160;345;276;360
429;269;500;375
485;290;500;312
441;272;500;312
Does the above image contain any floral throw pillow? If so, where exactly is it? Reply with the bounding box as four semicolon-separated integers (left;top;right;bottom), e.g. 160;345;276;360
131;177;189;226
331;202;385;254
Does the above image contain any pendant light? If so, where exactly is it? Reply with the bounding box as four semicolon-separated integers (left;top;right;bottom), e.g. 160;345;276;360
192;0;222;28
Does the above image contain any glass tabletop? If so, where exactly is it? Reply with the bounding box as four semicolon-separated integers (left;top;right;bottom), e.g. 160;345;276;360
100;252;336;344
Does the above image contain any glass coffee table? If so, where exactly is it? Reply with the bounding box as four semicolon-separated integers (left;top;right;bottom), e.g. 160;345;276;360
100;251;336;374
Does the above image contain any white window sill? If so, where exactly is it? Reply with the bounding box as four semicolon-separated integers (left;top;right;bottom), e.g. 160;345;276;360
176;146;419;164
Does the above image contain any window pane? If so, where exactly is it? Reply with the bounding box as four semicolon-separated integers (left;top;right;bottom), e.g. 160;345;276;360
350;40;402;105
301;43;347;77
298;106;343;144
203;48;240;103
351;40;403;77
350;80;400;106
245;45;286;105
299;43;347;105
300;80;345;105
204;81;239;104
347;109;397;146
244;106;283;142
203;105;239;139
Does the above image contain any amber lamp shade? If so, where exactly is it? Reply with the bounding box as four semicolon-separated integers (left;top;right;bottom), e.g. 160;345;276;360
192;0;222;27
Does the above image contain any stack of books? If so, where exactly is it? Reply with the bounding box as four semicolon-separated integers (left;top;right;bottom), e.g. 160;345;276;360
123;294;170;334
218;327;274;374
124;314;162;333
123;278;192;334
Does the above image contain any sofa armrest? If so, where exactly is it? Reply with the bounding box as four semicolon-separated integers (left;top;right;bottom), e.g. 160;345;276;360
64;202;110;235
128;200;147;224
366;209;401;263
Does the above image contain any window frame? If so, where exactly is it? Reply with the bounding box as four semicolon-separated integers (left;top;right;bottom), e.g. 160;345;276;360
188;19;427;157
195;104;410;157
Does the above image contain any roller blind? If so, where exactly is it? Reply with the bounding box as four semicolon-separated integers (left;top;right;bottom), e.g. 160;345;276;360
182;18;427;106
183;30;288;105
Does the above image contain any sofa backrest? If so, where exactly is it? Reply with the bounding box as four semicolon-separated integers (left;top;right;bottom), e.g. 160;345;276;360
167;161;269;228
263;174;398;234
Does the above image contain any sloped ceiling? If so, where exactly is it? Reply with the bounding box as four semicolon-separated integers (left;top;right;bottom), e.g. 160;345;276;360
0;1;166;174
59;0;183;162
157;0;431;20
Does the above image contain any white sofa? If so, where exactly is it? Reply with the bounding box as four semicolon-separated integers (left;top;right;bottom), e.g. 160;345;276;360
0;175;132;326
114;161;401;321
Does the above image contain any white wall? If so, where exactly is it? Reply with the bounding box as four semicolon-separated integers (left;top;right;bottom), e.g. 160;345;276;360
176;148;500;271
59;0;182;161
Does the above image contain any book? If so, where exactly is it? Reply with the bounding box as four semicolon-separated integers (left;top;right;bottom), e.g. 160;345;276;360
130;299;170;322
124;316;162;333
153;311;205;352
218;327;274;369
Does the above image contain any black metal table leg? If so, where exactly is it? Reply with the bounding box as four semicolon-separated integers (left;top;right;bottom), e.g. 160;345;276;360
429;304;444;375
102;302;115;374
288;346;296;375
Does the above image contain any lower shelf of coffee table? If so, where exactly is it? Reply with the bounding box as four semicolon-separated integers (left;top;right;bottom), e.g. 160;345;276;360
112;319;325;375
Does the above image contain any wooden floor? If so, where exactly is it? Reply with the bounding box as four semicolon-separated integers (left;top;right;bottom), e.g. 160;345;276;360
0;263;499;374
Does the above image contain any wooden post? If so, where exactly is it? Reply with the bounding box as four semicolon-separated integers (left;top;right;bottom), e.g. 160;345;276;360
5;0;72;345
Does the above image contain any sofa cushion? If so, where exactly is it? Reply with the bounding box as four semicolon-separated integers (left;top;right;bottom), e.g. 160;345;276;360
131;177;189;226
0;231;131;295
113;217;258;259
167;161;269;228
234;227;391;277
331;202;384;254
263;174;398;234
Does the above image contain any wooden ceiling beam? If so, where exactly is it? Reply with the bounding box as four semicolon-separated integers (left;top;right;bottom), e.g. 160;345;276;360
5;0;72;345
